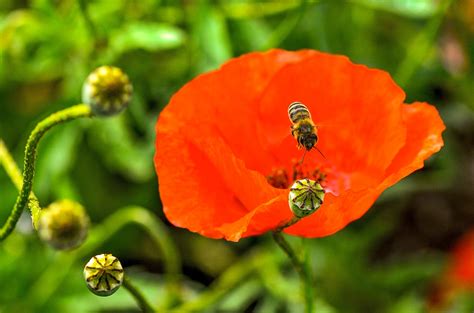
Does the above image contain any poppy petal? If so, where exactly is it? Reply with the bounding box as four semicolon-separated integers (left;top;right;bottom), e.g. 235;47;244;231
380;102;445;188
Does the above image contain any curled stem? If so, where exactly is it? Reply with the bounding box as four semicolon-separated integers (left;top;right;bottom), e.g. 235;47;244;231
272;230;314;313
0;139;41;216
122;275;155;313
0;104;92;241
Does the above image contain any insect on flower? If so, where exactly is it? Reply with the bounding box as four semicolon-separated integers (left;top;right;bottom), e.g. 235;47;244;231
288;101;326;162
154;49;446;241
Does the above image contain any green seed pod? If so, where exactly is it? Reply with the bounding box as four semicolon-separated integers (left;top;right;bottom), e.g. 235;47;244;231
288;179;325;218
82;66;133;116
84;254;124;297
38;199;89;250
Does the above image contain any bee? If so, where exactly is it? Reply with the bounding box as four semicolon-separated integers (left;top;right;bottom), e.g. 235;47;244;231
288;101;325;161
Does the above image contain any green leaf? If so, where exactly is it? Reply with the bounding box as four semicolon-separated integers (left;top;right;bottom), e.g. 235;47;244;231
220;2;303;19
191;3;232;73
353;0;439;18
110;22;186;54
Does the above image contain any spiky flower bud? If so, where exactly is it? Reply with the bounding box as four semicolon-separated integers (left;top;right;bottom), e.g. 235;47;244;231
84;254;124;297
288;179;325;218
82;66;133;116
38;199;89;250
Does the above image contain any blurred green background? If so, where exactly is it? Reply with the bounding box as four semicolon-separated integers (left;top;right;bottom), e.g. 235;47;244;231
0;0;473;312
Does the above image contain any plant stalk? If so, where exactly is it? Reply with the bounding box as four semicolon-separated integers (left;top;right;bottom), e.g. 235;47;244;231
0;104;92;241
123;275;156;313
0;139;42;219
272;230;314;313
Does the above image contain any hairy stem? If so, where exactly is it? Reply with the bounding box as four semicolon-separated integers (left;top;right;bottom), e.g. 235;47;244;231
0;104;92;241
272;231;314;313
123;275;156;313
0;139;42;219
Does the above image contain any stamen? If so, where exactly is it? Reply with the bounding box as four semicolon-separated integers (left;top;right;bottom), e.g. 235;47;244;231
267;168;289;189
291;159;327;184
267;162;328;189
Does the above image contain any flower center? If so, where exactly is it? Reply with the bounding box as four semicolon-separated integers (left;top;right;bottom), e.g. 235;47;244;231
266;159;327;189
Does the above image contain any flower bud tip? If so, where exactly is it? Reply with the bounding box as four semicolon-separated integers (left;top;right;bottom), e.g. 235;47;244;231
288;179;325;218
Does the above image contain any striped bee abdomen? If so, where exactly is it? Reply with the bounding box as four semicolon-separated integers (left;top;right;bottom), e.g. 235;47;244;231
288;101;312;124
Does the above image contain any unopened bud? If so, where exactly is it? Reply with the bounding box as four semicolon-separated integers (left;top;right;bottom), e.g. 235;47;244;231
82;66;133;116
38;199;89;250
288;179;325;218
84;253;124;297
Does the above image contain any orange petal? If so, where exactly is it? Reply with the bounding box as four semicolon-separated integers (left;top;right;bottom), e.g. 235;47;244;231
155;123;293;240
380;102;445;189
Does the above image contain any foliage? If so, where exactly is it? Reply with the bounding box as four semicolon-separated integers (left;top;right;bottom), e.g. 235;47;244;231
0;0;473;312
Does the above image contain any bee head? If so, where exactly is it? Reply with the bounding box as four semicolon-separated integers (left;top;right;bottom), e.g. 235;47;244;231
302;133;318;151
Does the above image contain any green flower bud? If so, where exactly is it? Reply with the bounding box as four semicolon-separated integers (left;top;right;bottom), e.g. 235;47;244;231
82;66;133;116
288;179;325;218
84;254;124;297
38;199;89;250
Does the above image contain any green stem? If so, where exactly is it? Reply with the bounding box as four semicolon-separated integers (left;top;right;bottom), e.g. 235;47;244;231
0;104;92;241
122;275;156;313
272;231;314;313
0;139;41;220
272;231;303;276
302;239;314;313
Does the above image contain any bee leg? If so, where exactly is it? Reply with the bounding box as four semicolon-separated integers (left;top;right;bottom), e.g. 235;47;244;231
299;150;307;165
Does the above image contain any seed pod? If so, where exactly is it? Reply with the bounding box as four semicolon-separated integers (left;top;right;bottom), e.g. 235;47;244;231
38;199;89;250
82;66;133;116
84;253;124;297
288;179;325;218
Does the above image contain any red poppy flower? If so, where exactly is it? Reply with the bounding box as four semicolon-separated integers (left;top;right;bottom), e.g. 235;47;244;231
154;49;445;241
427;230;474;309
447;230;474;289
